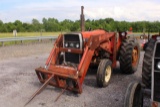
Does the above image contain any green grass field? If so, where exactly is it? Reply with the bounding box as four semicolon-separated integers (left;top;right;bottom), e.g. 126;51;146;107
0;32;61;38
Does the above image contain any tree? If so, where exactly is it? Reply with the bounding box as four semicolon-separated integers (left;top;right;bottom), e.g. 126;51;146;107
0;17;160;33
0;20;3;32
22;23;33;32
32;19;42;31
14;20;23;32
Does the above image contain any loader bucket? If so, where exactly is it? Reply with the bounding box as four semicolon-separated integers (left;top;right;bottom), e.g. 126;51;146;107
35;66;82;93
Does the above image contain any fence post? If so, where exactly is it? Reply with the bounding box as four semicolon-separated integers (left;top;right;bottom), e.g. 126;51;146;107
2;41;4;46
21;40;23;44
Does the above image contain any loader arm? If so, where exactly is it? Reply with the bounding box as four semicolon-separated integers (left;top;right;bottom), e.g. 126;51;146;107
45;35;63;67
78;32;116;85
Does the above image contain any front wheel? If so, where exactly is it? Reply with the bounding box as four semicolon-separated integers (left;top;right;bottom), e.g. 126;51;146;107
96;59;112;87
124;82;143;107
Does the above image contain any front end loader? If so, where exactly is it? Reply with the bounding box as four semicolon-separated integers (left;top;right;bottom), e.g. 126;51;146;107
35;29;140;93
25;29;140;105
36;30;116;94
24;5;141;106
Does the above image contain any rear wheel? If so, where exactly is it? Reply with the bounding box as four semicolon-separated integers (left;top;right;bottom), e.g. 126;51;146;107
96;59;112;87
120;38;140;74
142;39;155;89
124;82;143;107
143;42;148;51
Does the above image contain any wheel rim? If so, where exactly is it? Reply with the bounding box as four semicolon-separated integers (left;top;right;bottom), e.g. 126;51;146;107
105;66;111;83
132;46;138;66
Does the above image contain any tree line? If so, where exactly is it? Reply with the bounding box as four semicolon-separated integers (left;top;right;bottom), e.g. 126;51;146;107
0;18;160;33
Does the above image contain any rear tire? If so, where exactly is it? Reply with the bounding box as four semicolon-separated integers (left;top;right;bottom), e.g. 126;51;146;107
96;59;112;87
124;82;143;107
143;42;148;51
120;38;140;74
142;39;155;89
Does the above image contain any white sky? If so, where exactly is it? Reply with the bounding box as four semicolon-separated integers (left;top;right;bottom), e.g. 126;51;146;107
0;0;160;22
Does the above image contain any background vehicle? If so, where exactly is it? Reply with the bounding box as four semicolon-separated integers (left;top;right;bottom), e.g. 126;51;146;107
124;39;160;107
142;31;160;51
142;32;160;89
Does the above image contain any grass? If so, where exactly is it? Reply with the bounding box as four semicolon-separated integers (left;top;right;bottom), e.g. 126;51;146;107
0;32;61;38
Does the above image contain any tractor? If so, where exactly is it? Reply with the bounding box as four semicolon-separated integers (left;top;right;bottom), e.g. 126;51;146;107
25;6;140;105
142;33;160;89
34;29;140;93
25;30;140;105
124;34;160;107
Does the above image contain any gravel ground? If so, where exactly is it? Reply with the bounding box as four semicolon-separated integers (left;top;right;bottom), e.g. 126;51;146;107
0;42;53;61
0;43;149;107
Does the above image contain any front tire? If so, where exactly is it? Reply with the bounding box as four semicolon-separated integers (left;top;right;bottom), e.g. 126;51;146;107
124;82;143;107
96;59;112;87
142;39;155;89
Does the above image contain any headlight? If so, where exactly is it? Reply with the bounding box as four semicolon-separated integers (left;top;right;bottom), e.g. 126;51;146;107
157;36;160;40
76;43;79;48
65;42;68;47
69;43;74;47
121;32;125;36
157;61;160;70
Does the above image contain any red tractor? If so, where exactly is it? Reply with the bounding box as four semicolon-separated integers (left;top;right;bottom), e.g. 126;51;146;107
25;6;140;105
33;29;140;94
25;29;140;105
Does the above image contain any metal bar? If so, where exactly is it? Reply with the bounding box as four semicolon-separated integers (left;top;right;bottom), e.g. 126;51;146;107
0;36;58;43
45;35;61;66
54;85;67;102
36;67;78;80
24;74;54;106
78;46;88;70
112;33;117;68
151;41;158;102
79;49;95;85
45;47;56;67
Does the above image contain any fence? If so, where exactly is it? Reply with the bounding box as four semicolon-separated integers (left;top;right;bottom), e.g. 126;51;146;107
0;36;58;46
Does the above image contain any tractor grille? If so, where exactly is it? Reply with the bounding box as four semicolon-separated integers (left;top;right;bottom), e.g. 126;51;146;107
63;33;82;64
65;53;80;64
155;43;160;57
154;72;160;102
153;42;160;102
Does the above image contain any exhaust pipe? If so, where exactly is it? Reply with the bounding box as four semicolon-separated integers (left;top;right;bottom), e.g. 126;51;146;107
80;6;85;32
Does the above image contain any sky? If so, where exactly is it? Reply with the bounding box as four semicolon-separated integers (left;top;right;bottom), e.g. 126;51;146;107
0;0;160;23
